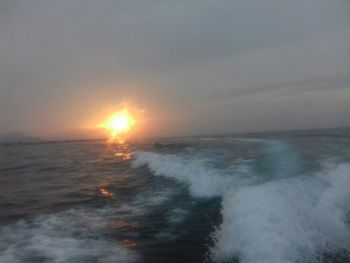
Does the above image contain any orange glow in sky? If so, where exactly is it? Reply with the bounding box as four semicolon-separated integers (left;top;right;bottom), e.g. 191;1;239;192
98;108;136;140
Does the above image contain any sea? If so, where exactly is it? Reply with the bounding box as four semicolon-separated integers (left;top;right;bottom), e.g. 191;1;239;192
0;128;350;263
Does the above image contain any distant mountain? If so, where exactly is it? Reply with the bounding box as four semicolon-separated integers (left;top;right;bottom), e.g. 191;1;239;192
0;132;42;144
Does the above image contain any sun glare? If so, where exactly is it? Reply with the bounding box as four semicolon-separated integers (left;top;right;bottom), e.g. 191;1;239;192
98;109;135;140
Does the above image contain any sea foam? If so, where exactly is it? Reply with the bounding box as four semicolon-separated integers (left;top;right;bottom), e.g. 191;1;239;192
132;151;253;198
213;164;350;263
0;209;137;263
132;144;350;263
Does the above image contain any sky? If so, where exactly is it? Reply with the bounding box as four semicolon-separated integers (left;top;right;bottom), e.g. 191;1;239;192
0;0;349;138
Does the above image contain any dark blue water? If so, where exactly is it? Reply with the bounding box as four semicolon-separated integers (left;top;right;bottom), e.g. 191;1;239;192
0;132;350;262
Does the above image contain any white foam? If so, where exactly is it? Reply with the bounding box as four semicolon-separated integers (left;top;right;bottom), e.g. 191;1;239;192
212;164;350;263
132;151;253;198
0;209;137;263
132;150;350;263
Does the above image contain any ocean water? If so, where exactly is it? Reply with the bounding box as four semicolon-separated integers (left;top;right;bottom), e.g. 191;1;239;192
0;131;350;263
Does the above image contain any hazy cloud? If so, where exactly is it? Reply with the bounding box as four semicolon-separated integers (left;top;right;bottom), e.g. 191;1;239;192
0;0;349;136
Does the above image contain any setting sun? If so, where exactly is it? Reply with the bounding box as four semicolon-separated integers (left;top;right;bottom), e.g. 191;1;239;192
98;109;135;139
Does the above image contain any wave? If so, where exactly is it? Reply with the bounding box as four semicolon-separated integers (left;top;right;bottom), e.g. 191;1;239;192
212;164;350;263
254;140;300;180
132;151;254;198
0;208;137;263
132;143;350;263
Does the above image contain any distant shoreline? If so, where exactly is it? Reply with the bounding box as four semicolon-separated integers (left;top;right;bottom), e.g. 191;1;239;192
0;138;107;147
1;126;350;147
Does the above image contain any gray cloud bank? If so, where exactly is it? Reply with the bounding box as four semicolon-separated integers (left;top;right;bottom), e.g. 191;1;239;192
0;0;349;137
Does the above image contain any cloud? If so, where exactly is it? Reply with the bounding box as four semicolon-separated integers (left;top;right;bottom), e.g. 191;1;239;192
210;75;350;102
0;0;349;136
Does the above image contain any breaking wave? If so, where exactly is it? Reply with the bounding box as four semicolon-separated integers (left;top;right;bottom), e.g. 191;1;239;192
132;151;254;198
213;164;350;263
132;142;350;263
0;208;137;263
